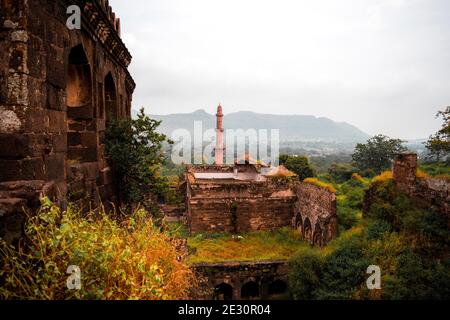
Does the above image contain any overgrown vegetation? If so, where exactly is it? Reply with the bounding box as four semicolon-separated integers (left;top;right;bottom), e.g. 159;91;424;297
425;106;450;162
0;199;194;300
288;173;450;300
352;135;407;175
279;155;315;180
187;228;310;264
105;108;173;205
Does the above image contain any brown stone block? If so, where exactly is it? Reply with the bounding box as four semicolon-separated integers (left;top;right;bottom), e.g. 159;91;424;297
0;133;29;159
47;109;66;133
45;153;66;180
27;77;46;109
20;157;45;180
68;121;85;132
6;72;28;105
52;133;67;153
46;45;65;89
47;83;66;111
67;132;81;146
0;157;45;181
67;105;94;120
27;34;45;78
80;132;98;149
68;146;98;162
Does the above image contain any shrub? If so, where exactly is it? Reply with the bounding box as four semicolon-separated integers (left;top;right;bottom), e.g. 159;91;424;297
303;178;337;193
328;163;356;183
337;205;359;230
372;171;393;184
0;198;194;300
288;252;324;300
364;220;392;240
315;239;369;300
105;108;173;205
283;156;315;180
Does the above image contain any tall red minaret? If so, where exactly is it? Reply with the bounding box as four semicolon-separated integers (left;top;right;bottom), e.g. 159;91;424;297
215;104;224;165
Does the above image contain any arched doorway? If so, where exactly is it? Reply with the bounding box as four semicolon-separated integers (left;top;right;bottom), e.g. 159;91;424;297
268;279;288;299
303;218;312;244
296;213;303;237
241;281;260;300
313;223;323;247
66;44;96;163
213;283;233;300
104;73;117;124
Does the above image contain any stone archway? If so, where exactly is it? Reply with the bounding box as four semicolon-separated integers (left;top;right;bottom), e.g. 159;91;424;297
268;279;288;299
295;213;303;237
213;283;233;300
303;217;312;243
313;223;323;247
241;281;260;300
66;44;97;164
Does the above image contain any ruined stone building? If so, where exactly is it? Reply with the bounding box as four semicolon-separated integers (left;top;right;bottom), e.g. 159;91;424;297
0;0;135;242
392;153;449;216
184;106;338;246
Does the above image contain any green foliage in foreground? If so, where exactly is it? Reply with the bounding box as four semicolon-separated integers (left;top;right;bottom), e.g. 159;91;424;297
289;177;450;300
0;199;194;300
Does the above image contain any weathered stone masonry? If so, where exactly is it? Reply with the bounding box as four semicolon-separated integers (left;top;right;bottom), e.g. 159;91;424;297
392;153;449;217
185;164;338;246
0;0;135;243
193;260;289;300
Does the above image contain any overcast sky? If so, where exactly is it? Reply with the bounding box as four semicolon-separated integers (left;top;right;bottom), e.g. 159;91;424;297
110;0;450;140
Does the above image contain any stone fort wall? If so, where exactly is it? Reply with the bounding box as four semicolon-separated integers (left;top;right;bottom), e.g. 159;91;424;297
186;179;297;234
393;153;449;217
0;0;135;243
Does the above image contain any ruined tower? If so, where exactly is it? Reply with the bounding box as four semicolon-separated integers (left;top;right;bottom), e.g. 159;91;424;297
215;104;224;165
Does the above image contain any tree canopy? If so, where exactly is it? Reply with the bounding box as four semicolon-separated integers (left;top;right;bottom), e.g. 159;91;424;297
279;155;315;180
425;106;450;162
352;135;406;175
105;108;173;205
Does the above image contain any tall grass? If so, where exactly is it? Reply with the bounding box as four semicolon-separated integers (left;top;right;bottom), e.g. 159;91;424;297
0;198;194;300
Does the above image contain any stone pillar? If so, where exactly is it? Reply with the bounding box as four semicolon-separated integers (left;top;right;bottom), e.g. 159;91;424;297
215;104;224;165
393;153;418;195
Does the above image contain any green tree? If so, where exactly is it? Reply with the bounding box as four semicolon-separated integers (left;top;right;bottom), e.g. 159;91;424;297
425;106;450;162
105;108;173;205
280;155;315;180
352;135;406;174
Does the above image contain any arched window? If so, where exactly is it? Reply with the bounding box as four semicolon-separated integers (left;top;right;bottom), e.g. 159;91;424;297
66;44;96;163
104;72;117;123
213;283;233;300
241;281;259;300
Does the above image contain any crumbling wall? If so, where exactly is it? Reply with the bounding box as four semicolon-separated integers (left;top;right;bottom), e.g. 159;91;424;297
393;154;449;216
0;0;135;243
293;182;338;246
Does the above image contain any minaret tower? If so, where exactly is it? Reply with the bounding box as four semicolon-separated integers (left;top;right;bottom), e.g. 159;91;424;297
215;104;224;165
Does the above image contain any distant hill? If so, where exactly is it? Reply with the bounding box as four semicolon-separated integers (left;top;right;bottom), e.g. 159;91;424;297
133;109;370;143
